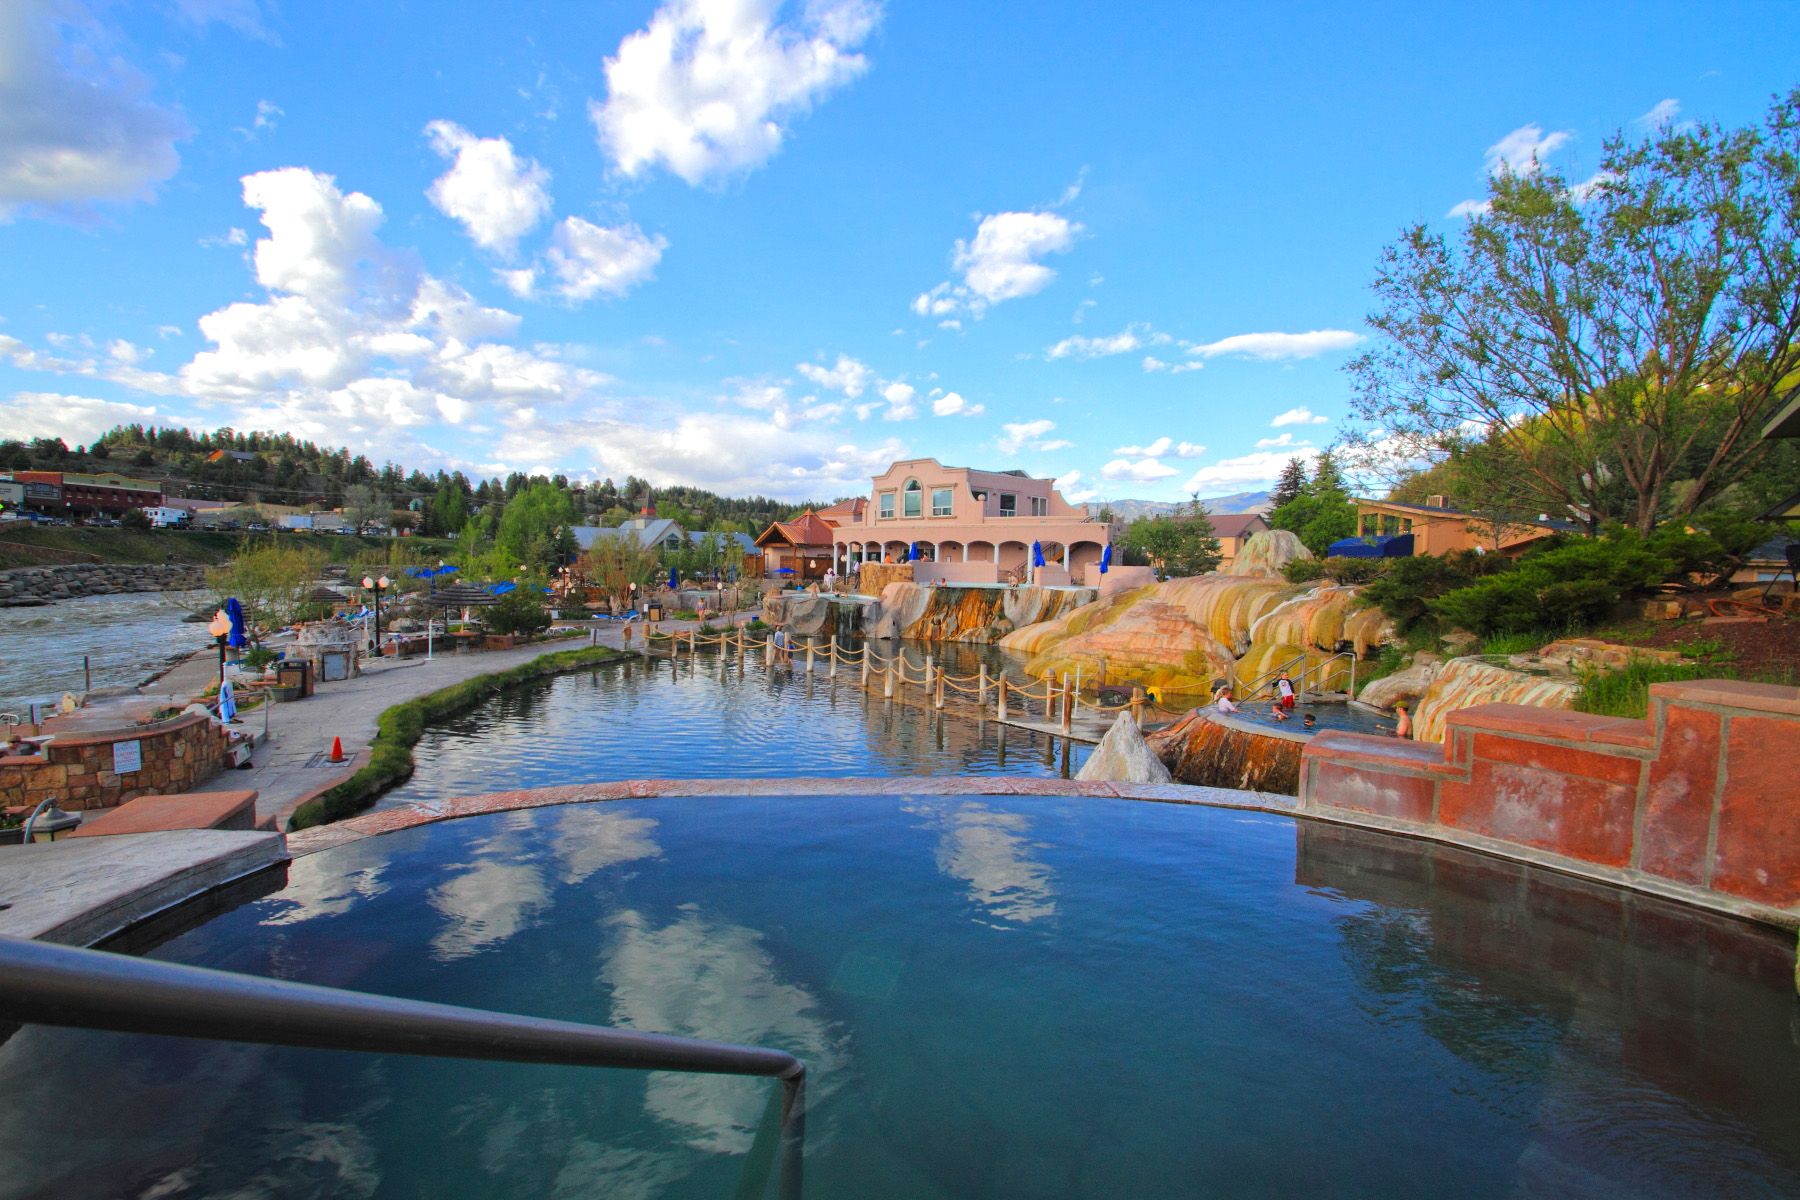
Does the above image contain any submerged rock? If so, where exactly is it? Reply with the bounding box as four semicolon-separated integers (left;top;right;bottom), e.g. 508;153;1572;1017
1075;713;1174;784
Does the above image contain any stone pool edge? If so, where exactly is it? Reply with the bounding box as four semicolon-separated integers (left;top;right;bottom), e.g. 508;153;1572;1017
283;775;1800;934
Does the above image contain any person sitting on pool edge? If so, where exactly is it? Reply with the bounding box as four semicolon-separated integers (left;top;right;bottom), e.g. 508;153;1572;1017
1213;684;1238;714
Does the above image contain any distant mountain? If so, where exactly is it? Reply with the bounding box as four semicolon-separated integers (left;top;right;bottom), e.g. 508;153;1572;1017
1086;490;1272;521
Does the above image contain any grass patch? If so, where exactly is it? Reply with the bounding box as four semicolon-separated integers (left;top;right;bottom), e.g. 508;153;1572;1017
1573;659;1796;719
286;644;630;830
1480;630;1558;657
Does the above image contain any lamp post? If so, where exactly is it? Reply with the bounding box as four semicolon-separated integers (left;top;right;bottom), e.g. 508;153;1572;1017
208;609;231;684
362;575;389;648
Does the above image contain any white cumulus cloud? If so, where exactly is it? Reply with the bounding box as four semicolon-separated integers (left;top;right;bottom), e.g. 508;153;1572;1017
425;120;553;256
1113;436;1170;457
1270;405;1329;427
1183;449;1323;493
0;390;169;446
1185;330;1361;361
1055;468;1097;504
796;353;874;398
0;0;190;219
1484;122;1571;175
931;391;982;417
591;0;881;186
541;216;667;301
1046;329;1141;360
1100;456;1178;482
915;209;1080;320
997;419;1068;455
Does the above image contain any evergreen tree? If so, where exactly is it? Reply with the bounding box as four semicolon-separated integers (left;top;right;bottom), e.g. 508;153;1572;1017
1270;457;1309;509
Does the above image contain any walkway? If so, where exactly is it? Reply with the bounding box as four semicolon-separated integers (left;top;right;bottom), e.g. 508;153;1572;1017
154;613;754;827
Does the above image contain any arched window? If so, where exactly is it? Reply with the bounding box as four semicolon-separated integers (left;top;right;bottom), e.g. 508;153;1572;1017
903;478;922;518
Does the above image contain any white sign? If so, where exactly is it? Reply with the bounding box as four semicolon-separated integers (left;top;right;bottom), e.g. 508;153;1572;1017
112;740;142;775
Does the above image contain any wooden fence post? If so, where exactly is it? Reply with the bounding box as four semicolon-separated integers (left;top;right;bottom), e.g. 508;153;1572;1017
1061;678;1073;733
997;675;1009;722
827;635;837;678
1131;686;1145;727
883;664;895;698
861;651;870;688
934;666;945;709
977;663;988;705
805;639;815;675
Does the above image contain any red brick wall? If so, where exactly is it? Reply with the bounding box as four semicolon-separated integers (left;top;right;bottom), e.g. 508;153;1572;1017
0;714;232;811
1300;680;1800;916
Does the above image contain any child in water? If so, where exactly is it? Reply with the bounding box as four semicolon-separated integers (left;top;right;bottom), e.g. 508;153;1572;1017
1303;712;1317;731
1392;703;1412;739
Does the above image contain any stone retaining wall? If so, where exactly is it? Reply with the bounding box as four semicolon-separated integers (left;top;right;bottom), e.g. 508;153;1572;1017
1299;680;1800;923
0;563;205;607
0;714;232;810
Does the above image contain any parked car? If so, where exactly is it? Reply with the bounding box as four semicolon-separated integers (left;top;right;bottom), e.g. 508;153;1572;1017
247;522;268;532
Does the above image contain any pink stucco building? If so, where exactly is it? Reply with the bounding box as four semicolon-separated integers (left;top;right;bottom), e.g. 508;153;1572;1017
832;458;1117;584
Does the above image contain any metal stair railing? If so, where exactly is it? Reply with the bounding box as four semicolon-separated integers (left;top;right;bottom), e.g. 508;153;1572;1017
1239;650;1359;704
0;934;807;1199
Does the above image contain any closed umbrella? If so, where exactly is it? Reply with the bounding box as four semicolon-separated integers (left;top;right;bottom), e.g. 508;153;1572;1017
669;567;678;591
1031;540;1045;568
908;541;919;562
217;677;237;722
1100;543;1112;574
224;597;247;648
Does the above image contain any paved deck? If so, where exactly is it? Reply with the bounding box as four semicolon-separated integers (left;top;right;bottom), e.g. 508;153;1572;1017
0;829;287;946
161;613;755;826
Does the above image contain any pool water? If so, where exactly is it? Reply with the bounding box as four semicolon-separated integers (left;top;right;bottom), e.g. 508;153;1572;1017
377;641;1089;808
3;794;1797;1198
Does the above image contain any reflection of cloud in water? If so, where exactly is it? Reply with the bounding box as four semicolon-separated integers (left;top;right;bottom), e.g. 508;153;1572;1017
602;906;845;1154
553;805;661;885
921;801;1058;925
260;841;390;926
430;859;552;961
550;1139;694;1200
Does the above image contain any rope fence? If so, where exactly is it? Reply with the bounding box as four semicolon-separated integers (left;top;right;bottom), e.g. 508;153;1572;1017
628;624;1151;734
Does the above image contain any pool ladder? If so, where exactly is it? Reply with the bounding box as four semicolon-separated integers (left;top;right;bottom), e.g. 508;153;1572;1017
0;934;808;1198
1241;650;1358;704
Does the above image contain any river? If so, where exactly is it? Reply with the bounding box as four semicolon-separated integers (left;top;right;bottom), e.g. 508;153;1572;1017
0;590;212;716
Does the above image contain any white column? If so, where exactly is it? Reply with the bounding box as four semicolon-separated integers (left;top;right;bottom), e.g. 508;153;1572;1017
1062;543;1070;569
961;544;969;562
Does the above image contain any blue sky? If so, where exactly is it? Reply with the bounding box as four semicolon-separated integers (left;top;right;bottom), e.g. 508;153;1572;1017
2;1;1796;504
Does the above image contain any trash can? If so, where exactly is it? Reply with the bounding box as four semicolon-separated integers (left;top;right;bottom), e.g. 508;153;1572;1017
646;604;664;622
276;659;314;698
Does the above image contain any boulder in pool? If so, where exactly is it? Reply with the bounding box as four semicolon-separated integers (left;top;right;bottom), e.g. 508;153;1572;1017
1076;712;1174;785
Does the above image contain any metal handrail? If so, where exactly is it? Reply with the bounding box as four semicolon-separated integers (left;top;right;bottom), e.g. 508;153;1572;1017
0;934;806;1198
1240;650;1358;703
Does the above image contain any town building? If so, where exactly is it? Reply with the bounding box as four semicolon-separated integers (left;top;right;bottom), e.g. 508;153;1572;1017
755;510;837;581
1352;495;1575;556
573;516;688;554
830;458;1117;584
1210;513;1271;570
0;471;162;519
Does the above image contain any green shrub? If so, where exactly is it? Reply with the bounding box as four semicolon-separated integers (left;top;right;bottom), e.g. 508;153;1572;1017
1281;558;1327;584
1361;551;1498;631
481;589;552;636
242;645;279;671
286;645;628;829
1574;660;1713;719
1479;630;1555;656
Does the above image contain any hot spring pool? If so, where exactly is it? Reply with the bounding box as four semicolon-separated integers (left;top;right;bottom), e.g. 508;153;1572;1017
3;792;1797;1198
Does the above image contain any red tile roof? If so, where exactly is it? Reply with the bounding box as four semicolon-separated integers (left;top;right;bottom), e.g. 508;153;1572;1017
756;509;837;549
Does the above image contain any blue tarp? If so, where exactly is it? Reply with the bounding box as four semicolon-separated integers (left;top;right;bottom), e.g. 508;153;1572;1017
1327;534;1415;559
489;581;517;595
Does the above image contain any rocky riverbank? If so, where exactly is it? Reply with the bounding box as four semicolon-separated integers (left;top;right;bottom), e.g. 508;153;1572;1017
0;563;206;607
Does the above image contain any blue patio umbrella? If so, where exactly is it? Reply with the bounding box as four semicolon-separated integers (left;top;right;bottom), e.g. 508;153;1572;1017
1031;540;1045;568
909;541;919;562
224;597;247;648
1100;543;1113;574
669;567;678;590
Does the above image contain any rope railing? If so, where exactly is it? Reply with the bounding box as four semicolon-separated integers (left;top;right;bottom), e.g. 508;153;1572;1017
621;621;1152;731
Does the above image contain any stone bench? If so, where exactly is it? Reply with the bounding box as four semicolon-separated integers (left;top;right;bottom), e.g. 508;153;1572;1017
68;789;260;838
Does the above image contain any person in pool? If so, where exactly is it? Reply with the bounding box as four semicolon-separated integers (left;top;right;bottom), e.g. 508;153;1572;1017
1302;712;1317;731
1213;685;1238;714
1269;703;1290;722
1392;702;1412;739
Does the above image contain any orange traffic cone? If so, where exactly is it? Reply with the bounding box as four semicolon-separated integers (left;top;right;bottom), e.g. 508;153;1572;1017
329;736;345;763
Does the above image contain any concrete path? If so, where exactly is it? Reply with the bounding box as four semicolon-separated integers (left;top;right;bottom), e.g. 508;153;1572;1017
164;612;756;826
0;829;286;946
